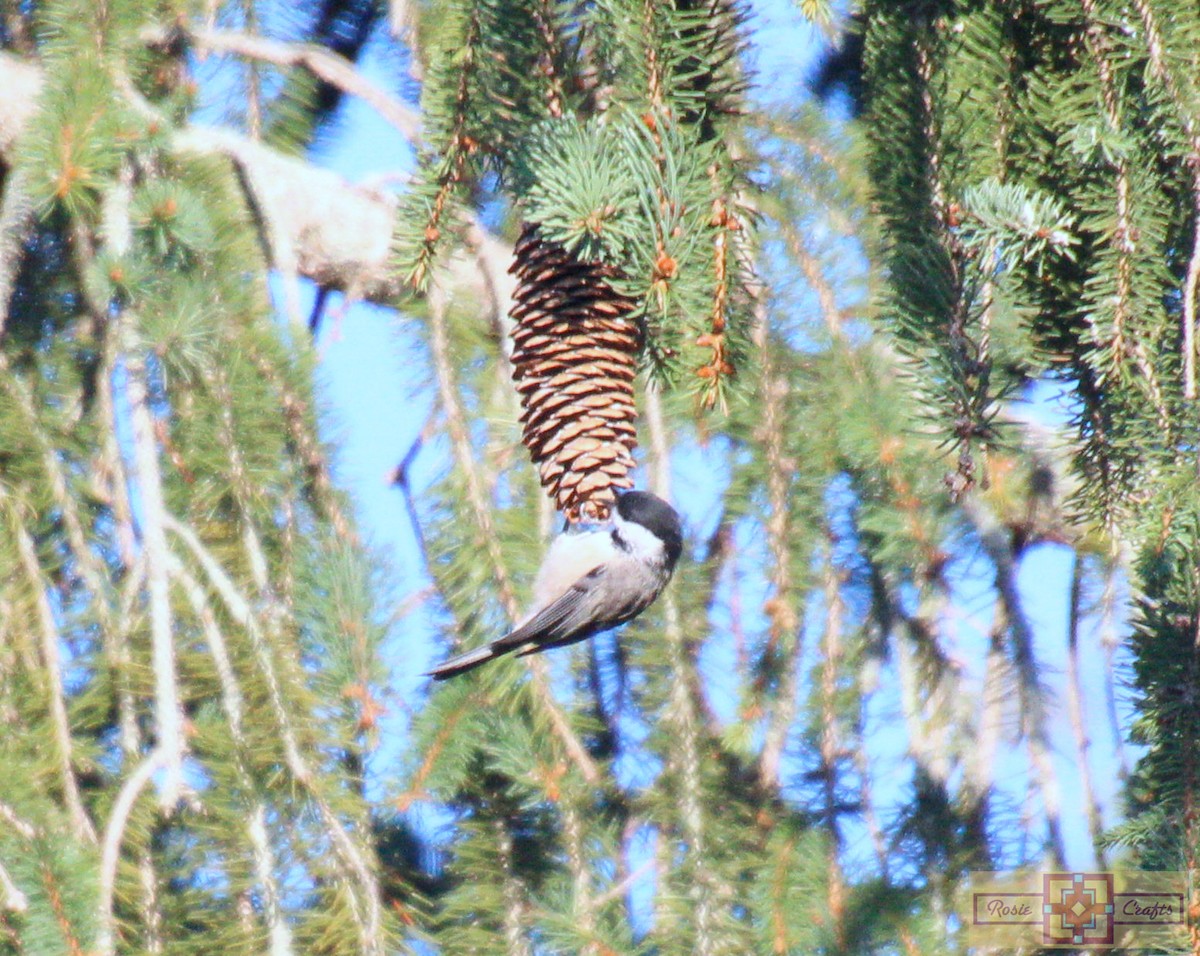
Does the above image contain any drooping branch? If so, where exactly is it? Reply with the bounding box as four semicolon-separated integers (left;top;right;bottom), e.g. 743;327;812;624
174;26;422;141
0;50;512;321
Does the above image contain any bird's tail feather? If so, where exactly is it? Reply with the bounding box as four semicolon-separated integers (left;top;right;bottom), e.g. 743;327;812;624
426;642;502;681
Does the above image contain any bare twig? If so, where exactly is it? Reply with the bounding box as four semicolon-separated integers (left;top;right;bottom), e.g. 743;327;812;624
181;26;421;142
125;350;186;810
1065;553;1107;865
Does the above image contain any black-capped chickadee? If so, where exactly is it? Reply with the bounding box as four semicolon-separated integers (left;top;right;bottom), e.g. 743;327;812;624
427;490;683;680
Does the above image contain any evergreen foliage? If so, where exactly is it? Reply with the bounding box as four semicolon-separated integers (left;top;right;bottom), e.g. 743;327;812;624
3;0;1192;953
1;2;389;953
852;0;1200;937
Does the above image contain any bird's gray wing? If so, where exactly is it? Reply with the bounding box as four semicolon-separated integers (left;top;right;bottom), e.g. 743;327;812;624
493;565;608;655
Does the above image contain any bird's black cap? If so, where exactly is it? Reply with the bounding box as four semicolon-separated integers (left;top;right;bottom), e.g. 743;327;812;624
616;490;683;568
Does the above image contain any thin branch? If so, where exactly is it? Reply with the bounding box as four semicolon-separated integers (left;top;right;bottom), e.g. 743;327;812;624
751;292;804;788
589;855;657;912
179;26;421;143
0;165;35;337
0;862;27;914
644;388;724;956
496;820;533;956
561;801;596;952
0;801;37;840
125;350;186;810
96;750;165;956
167;556;294;956
818;540;846;947
1;487;97;844
163;515;384;954
1065;552;1106;866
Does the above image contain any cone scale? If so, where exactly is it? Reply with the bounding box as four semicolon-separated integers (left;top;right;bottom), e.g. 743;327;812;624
508;223;641;523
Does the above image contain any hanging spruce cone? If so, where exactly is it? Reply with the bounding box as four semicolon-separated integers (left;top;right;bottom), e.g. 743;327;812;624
509;223;641;523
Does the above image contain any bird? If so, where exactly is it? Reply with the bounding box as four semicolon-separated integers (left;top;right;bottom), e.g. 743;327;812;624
427;490;683;680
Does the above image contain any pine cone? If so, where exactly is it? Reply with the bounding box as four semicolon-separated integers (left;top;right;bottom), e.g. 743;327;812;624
509;223;641;523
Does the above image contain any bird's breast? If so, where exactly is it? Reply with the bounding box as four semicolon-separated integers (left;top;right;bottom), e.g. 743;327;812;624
530;530;616;608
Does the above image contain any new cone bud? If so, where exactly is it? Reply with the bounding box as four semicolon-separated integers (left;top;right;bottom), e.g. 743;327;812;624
509;223;641;523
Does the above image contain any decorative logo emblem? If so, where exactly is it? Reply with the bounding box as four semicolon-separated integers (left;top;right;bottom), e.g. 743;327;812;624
968;871;1186;949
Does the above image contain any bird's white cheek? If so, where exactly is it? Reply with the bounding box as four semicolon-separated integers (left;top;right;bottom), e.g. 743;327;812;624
612;515;666;563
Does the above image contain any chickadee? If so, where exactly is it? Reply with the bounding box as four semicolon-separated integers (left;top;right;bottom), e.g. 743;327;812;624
427;490;683;681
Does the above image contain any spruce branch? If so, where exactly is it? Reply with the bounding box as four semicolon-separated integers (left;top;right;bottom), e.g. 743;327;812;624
752;296;805;789
162;513;385;952
96;749;165;956
125;348;187;811
1;487;97;845
1078;0;1170;432
398;7;482;289
247;344;358;544
0;862;27;915
1127;0;1200;400
168;555;295;955
0;54;406;304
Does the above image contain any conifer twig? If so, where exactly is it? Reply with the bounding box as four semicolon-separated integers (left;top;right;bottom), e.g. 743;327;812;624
1078;0;1171;432
0;863;26;914
247;345;358;544
752;295;804;788
561;801;596;951
96;749;165;956
168;555;295;955
496;820;532;956
1127;0;1200;398
645;389;725;955
2;491;96;844
162;514;385;953
818;544;847;947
